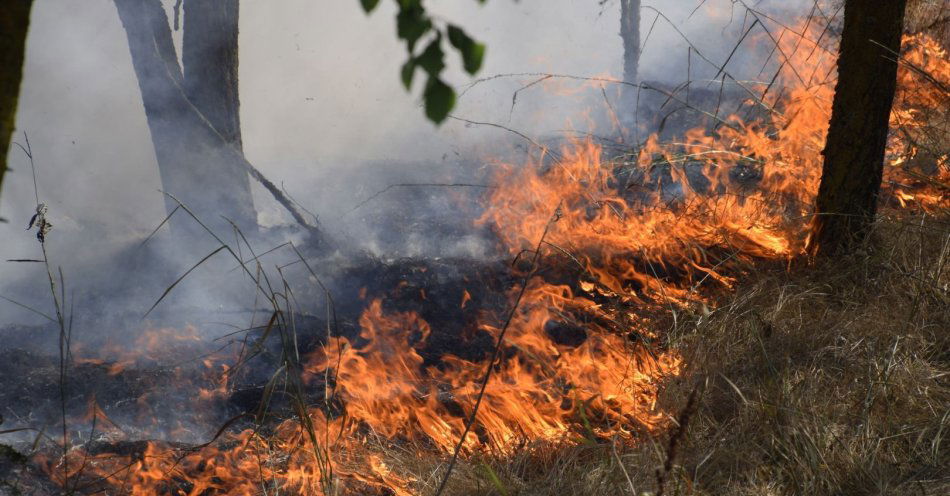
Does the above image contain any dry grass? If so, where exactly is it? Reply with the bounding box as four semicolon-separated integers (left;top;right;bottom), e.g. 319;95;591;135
8;195;945;496
382;211;949;496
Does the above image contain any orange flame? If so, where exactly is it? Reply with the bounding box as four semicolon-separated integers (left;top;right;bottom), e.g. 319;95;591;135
41;20;948;496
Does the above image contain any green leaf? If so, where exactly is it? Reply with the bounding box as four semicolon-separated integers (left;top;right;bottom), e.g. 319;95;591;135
401;58;416;90
416;36;445;76
359;0;380;13
446;25;471;50
462;42;485;74
423;76;455;123
396;5;431;52
447;25;485;74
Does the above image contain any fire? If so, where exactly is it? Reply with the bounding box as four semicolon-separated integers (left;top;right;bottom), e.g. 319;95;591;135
301;296;678;452
32;15;948;496
483;25;946;310
885;34;950;211
50;293;679;494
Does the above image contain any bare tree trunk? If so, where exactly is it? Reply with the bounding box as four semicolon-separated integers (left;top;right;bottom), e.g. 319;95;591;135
0;0;33;214
183;0;242;149
809;0;907;256
620;0;640;87
113;0;258;238
619;0;640;125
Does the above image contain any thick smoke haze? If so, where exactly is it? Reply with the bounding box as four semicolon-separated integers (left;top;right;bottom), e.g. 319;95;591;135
0;0;814;329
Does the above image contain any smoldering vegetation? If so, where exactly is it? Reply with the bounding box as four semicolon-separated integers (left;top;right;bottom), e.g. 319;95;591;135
0;0;947;495
0;0;815;338
394;214;950;496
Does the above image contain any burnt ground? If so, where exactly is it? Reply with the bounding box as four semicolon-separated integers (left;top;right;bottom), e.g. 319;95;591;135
0;254;520;481
0;163;746;490
0;99;762;491
0;241;687;493
0;444;59;496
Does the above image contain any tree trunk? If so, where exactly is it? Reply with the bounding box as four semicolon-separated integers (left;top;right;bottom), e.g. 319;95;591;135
183;0;243;149
113;0;258;238
809;0;907;256
619;0;640;125
620;0;640;87
0;0;33;215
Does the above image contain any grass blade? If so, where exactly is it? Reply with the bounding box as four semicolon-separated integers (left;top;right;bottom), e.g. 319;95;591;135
144;245;226;318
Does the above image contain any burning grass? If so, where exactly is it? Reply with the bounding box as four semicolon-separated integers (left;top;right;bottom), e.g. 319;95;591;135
2;11;948;496
385;211;950;495
7;211;946;493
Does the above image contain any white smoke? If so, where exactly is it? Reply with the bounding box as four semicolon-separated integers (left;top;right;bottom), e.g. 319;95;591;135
0;0;820;327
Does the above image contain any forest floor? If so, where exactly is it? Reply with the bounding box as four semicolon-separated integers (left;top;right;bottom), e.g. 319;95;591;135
0;207;947;496
378;210;950;496
0;208;946;496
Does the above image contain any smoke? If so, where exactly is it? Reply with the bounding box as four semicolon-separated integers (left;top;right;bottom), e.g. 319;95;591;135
0;0;819;329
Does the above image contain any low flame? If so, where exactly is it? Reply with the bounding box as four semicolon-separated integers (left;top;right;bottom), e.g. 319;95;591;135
38;18;948;496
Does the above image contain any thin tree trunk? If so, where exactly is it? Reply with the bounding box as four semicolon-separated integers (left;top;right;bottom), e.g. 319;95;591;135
810;0;907;256
183;0;243;149
620;0;640;86
0;0;33;213
619;0;640;127
113;0;258;237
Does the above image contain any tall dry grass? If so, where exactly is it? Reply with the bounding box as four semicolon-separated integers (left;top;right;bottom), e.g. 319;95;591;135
383;211;948;496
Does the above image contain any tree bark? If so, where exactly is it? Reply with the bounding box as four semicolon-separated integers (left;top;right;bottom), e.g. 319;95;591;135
183;0;243;149
619;0;640;125
113;0;258;238
0;0;33;214
620;0;640;87
809;0;907;256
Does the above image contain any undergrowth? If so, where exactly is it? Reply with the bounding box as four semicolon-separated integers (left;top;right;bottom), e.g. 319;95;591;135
383;211;949;496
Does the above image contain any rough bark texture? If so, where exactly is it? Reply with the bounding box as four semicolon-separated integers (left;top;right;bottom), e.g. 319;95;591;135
183;0;243;149
810;0;907;256
619;0;640;126
0;0;33;212
113;0;258;237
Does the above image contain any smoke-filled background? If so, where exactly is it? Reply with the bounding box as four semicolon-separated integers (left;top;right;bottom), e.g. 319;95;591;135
0;0;814;331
